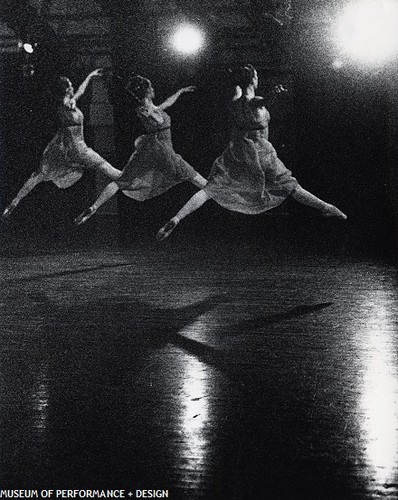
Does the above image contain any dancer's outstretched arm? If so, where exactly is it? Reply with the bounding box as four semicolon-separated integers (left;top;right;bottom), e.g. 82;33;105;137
261;84;288;109
158;86;196;110
2;172;45;218
74;181;120;225
73;68;103;101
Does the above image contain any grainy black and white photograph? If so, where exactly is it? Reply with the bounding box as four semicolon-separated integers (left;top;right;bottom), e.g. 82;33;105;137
0;0;397;498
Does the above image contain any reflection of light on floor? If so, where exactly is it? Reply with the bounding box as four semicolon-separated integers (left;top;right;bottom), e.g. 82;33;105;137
31;363;49;434
360;294;398;487
178;332;212;488
182;357;208;432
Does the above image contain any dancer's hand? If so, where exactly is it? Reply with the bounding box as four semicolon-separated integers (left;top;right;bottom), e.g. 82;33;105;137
180;86;196;94
2;202;17;219
89;68;104;78
274;84;288;94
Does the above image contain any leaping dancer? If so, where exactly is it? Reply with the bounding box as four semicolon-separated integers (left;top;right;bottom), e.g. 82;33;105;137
2;68;122;219
74;74;207;226
157;64;346;241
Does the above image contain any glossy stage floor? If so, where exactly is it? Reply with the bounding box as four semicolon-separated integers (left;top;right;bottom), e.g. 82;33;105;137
1;213;397;499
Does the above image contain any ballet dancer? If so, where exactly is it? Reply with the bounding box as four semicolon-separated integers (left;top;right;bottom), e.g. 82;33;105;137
2;68;121;219
157;64;347;241
74;74;207;225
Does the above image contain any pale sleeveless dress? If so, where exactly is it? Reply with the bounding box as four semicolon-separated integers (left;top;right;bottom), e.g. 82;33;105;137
39;104;108;188
118;107;198;201
204;96;298;214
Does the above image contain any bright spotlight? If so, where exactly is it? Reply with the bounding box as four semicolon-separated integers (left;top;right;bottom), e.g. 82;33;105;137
171;24;204;55
23;43;34;54
336;0;398;64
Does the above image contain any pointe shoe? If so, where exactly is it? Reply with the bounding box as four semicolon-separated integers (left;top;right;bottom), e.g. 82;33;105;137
156;219;178;241
2;203;17;219
74;207;96;225
323;204;347;220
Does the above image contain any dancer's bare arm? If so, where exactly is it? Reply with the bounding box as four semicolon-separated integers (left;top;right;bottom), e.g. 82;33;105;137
158;86;196;110
74;68;103;101
260;84;288;109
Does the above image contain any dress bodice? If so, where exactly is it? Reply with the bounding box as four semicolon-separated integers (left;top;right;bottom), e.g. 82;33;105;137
230;97;270;139
137;107;171;133
58;104;84;128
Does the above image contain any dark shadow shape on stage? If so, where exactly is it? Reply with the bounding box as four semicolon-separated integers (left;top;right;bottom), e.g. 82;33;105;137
21;292;233;380
19;295;335;399
1;262;136;284
9;294;333;381
0;293;231;488
221;302;334;335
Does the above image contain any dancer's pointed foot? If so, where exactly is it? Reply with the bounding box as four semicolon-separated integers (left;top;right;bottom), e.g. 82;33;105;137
2;202;17;219
74;207;96;225
156;218;179;241
323;204;347;220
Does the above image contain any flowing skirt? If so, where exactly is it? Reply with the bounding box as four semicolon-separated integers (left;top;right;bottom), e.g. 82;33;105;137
204;134;298;214
39;128;109;189
119;131;198;201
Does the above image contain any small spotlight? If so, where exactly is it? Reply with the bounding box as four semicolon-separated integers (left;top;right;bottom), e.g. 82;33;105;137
171;24;204;55
23;43;34;54
332;59;344;69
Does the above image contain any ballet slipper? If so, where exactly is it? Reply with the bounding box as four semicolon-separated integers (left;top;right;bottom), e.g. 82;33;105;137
322;204;347;220
74;207;96;225
2;202;17;219
156;219;179;241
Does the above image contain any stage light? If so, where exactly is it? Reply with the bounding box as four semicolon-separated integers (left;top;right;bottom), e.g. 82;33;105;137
170;24;204;55
332;59;344;69
335;0;398;64
23;42;34;54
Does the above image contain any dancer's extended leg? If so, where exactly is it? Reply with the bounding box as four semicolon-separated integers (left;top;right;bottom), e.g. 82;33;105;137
94;160;122;181
157;190;210;241
191;173;207;189
74;181;120;225
2;172;45;218
292;185;347;219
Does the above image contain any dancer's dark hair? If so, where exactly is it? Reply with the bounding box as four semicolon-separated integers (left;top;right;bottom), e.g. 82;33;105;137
53;76;71;101
232;64;256;90
125;74;152;101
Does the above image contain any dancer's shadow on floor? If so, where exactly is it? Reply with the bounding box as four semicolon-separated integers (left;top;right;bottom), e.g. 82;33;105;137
219;302;334;336
4;291;335;381
26;293;334;387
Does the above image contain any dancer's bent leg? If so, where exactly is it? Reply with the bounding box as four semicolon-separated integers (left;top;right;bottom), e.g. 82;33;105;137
157;190;210;240
291;185;347;219
74;181;120;225
2;172;45;218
